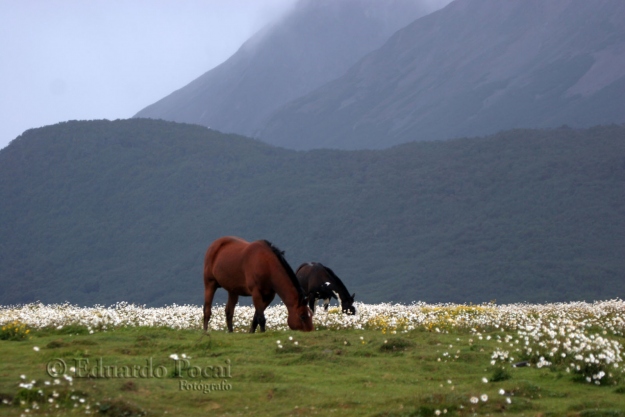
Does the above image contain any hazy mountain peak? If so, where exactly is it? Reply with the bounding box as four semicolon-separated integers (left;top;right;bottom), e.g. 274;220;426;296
134;0;434;137
258;0;625;149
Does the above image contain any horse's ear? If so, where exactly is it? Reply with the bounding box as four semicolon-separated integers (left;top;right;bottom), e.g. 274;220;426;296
351;293;355;300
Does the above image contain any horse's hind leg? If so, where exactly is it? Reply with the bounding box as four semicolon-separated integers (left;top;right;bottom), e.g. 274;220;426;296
225;293;239;333
203;278;218;331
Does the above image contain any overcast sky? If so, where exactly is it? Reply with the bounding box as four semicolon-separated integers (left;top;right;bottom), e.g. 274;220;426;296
0;0;456;151
0;0;297;150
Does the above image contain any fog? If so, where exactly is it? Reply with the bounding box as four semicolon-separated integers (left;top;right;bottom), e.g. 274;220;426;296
0;0;454;151
0;0;296;150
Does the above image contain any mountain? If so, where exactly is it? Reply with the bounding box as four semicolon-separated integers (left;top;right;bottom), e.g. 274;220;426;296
133;0;434;138
260;0;625;149
1;119;624;307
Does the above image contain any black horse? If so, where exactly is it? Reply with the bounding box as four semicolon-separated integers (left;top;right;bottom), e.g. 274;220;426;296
295;262;356;315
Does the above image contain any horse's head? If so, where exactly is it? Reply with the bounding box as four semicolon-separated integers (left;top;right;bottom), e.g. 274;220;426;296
342;293;357;315
288;296;314;331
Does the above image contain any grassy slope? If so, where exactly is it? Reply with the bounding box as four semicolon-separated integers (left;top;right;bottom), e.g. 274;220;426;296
1;326;624;416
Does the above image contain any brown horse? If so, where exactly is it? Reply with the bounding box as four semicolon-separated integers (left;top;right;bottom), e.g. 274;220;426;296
203;236;314;333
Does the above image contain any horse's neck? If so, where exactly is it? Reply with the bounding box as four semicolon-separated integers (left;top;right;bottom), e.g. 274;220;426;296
261;245;303;310
274;273;302;310
326;280;349;303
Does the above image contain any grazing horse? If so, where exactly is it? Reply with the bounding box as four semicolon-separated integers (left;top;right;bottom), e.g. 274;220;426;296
296;262;356;315
203;236;314;333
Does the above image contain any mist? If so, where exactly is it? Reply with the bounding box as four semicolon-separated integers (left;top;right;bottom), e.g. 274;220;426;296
0;0;296;150
0;0;454;151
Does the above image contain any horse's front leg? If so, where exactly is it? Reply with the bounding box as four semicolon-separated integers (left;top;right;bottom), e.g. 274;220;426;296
250;291;275;333
250;311;266;333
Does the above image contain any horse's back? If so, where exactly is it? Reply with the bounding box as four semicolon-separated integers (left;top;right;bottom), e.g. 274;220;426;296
204;236;274;294
205;236;244;269
296;262;328;291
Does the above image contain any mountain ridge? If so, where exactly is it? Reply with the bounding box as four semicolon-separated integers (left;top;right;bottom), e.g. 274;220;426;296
1;119;623;306
259;0;625;149
134;0;434;138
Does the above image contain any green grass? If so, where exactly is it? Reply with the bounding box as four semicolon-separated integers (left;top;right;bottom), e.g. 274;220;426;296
0;327;624;416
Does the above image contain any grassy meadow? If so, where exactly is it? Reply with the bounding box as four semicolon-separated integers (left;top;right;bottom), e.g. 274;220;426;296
1;301;624;416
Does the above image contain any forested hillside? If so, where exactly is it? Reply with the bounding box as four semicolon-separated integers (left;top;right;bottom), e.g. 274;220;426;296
1;119;623;306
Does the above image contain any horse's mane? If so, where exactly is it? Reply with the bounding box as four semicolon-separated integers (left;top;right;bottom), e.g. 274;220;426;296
262;240;305;301
322;264;352;299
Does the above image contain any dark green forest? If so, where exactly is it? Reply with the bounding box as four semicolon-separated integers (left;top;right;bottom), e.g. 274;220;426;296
1;119;623;306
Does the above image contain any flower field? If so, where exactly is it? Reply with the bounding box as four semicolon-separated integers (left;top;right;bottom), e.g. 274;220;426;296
1;299;625;416
2;300;624;335
2;299;624;386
